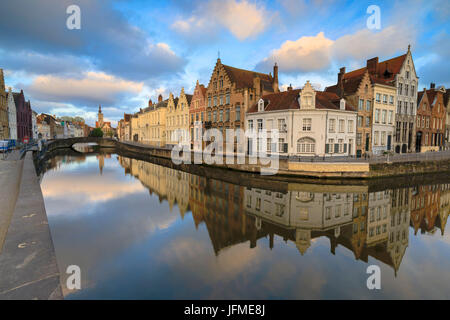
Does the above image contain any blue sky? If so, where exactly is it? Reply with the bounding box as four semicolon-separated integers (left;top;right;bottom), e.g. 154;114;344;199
0;0;448;126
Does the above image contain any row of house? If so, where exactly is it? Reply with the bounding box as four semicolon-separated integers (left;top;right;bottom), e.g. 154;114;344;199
36;114;90;139
0;69;36;142
117;46;450;157
115;155;449;273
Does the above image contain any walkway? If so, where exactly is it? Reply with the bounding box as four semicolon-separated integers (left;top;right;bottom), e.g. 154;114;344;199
0;152;62;299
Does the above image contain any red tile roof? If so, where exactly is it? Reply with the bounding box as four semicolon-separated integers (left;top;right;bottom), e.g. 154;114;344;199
222;64;274;90
247;89;356;113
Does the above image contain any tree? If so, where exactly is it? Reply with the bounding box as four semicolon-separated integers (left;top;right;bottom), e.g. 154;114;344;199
90;127;103;137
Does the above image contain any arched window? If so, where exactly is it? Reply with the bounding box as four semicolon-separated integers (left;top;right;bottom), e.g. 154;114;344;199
297;137;315;153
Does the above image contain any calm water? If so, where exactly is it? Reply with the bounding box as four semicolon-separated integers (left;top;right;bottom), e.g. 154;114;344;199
39;147;450;299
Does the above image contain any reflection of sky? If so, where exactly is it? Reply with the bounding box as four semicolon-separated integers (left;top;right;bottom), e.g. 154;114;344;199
41;153;450;299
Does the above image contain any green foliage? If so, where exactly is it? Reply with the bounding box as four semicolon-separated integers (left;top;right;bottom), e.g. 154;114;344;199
90;127;103;137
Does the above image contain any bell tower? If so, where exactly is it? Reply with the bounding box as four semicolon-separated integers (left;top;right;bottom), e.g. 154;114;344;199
98;105;104;128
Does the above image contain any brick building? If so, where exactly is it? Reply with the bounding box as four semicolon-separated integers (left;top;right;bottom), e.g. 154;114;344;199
13;90;32;141
189;80;207;151
205;58;279;151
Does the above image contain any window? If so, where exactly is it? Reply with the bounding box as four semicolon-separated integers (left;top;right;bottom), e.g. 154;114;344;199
381;131;386;146
236;106;240;121
297;137;315;153
327;139;334;153
405;85;409;96
359;99;364;110
226;109;230;121
329;119;335;132
213;96;217;106
375;109;380;123
365;116;370;127
348;120;354;133
382;110;387;124
248;119;253;130
388;111;393;124
267;138;272;152
213;110;217;122
389;95;394;104
219;95;223;105
399;83;403;95
366;100;371;111
356;133;362;146
208;111;211;122
398;101;402;114
383;94;388;104
257;119;263;132
208;97;211;107
219;110;223;121
303;118;312;131
278;138;285;152
338;139;344;153
376;93;381;102
357;116;363;127
226;93;230;104
339;119;345;132
374;131;379;145
278;119;286;131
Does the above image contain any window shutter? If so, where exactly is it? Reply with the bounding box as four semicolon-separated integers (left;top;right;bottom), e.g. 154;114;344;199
334;143;339;153
325;144;329;153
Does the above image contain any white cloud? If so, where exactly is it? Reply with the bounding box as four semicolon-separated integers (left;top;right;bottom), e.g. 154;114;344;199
258;25;415;73
171;0;272;41
26;71;144;106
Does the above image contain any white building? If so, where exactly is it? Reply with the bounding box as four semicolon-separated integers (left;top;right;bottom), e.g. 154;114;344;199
246;81;357;157
37;119;51;139
32;110;38;140
6;87;17;141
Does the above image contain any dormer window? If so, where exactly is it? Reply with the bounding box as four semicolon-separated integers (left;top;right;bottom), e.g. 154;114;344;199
340;98;346;110
258;99;264;112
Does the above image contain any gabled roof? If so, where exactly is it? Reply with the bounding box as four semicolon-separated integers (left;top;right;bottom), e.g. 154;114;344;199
222;64;274;90
344;54;407;83
185;94;193;105
247;89;356;114
247;89;301;113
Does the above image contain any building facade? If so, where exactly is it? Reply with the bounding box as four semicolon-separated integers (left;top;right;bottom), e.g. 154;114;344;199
416;84;446;152
6;87;17;141
165;93;181;146
326;68;374;157
246;81;357;157
205;58;279;152
14;90;32;141
189;80;207;151
392;46;418;153
371;82;396;155
0;69;8;139
32;110;38;140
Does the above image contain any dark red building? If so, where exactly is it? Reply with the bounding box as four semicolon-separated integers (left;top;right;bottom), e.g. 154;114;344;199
13;90;32;141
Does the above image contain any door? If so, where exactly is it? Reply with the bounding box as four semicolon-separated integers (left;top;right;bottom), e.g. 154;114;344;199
387;135;392;151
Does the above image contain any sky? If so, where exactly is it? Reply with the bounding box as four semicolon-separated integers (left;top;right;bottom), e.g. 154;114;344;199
0;0;448;127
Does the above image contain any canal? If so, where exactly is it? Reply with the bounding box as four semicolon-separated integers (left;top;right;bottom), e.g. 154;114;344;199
38;146;450;299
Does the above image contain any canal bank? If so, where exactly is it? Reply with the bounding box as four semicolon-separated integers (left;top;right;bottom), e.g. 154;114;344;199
42;137;450;179
0;152;62;300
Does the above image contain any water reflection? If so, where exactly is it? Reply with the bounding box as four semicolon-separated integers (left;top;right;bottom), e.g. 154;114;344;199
39;151;450;299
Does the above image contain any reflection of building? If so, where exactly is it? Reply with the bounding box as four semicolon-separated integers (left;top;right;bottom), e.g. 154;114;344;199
367;191;390;245
388;188;411;275
411;184;441;234
245;187;354;255
115;154;450;274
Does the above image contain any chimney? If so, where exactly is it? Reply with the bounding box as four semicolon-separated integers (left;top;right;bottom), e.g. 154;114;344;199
287;84;293;91
273;62;279;92
430;83;435;89
158;94;163;103
338;67;346;83
253;76;261;98
367;57;379;75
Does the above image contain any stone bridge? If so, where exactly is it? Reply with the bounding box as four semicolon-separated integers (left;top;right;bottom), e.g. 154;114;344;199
45;137;118;152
